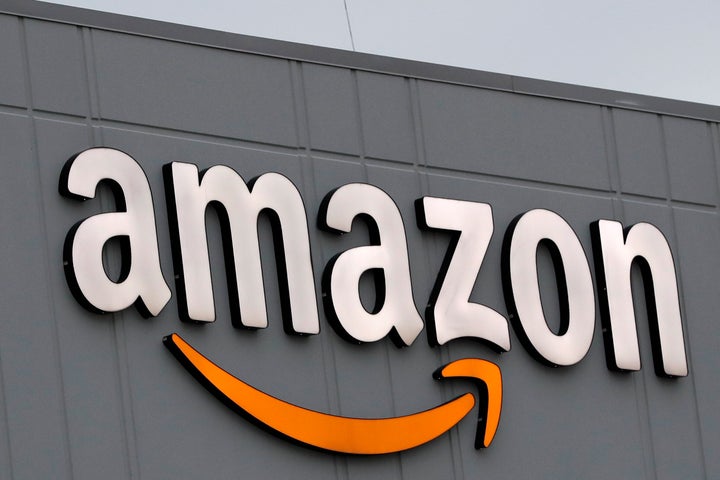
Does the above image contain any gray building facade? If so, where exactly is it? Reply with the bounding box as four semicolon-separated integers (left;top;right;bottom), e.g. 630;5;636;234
0;1;718;478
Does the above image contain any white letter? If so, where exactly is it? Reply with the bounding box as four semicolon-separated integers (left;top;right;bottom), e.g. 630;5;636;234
61;148;170;316
164;162;319;334
416;197;509;350
502;209;595;366
320;184;423;346
591;220;687;377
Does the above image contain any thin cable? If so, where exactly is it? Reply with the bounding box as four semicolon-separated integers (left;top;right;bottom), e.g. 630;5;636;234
343;0;356;50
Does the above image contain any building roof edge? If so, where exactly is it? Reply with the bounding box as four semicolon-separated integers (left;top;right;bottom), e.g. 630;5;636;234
3;0;719;122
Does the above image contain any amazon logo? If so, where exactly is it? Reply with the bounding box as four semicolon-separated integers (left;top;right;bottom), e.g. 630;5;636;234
60;148;688;453
163;333;501;454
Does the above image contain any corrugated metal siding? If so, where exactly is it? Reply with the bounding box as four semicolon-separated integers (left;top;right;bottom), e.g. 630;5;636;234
0;11;718;480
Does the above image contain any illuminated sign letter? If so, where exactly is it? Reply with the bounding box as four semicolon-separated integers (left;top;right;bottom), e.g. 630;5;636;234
502;209;595;366
164;162;319;334
416;197;510;350
590;220;687;377
60;148;171;316
319;184;423;346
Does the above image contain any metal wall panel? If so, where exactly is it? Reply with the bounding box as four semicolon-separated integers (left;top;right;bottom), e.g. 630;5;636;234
25;20;88;116
0;14;26;108
0;7;717;480
674;208;720;479
622;200;705;480
418;81;610;190
35;118;131;480
302;63;361;155
0;113;73;479
356;72;416;163
93;31;298;147
663;117;717;205
613;109;668;199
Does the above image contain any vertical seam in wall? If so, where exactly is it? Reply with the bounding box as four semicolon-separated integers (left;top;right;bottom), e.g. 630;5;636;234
631;115;668;480
601;106;624;257
295;61;348;480
288;60;306;150
608;111;626;222
111;312;142;480
78;26;95;148
410;83;442;356
350;67;403;478
394;75;425;480
702;122;720;209
661;116;709;479
656;114;707;478
607;110;625;206
18;16;75;480
83;28;101;120
659;117;675;204
716;122;720;242
694;119;720;479
608;107;657;480
0;22;22;479
351;69;367;176
409;78;431;209
388;352;404;480
660;117;709;479
411;79;443;365
407;78;422;177
711;123;720;223
298;63;315;152
81;25;141;480
0;343;13;480
601;106;620;197
411;78;463;480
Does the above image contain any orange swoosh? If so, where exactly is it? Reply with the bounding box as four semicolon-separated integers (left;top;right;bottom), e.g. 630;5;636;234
164;333;501;454
435;358;502;448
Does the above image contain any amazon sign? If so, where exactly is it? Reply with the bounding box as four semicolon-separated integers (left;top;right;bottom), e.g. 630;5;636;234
60;148;688;454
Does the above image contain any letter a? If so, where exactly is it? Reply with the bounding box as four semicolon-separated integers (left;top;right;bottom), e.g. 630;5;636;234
60;148;171;316
320;183;423;346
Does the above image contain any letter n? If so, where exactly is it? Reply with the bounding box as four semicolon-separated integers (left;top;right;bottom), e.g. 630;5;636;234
591;220;687;377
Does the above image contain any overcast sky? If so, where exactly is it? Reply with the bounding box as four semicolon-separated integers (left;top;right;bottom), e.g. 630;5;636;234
49;0;720;106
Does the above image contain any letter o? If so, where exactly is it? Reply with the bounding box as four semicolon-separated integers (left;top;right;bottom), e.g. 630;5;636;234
502;209;595;366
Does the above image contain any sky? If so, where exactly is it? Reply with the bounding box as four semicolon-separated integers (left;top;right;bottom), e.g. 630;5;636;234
47;0;720;106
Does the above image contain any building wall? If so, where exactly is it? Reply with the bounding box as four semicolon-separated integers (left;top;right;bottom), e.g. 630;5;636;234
0;5;718;479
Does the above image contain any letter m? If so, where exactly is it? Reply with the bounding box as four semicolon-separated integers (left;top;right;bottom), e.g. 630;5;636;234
164;162;319;334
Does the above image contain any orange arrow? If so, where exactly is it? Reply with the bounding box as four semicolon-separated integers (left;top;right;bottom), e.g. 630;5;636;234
434;358;502;448
163;333;502;454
